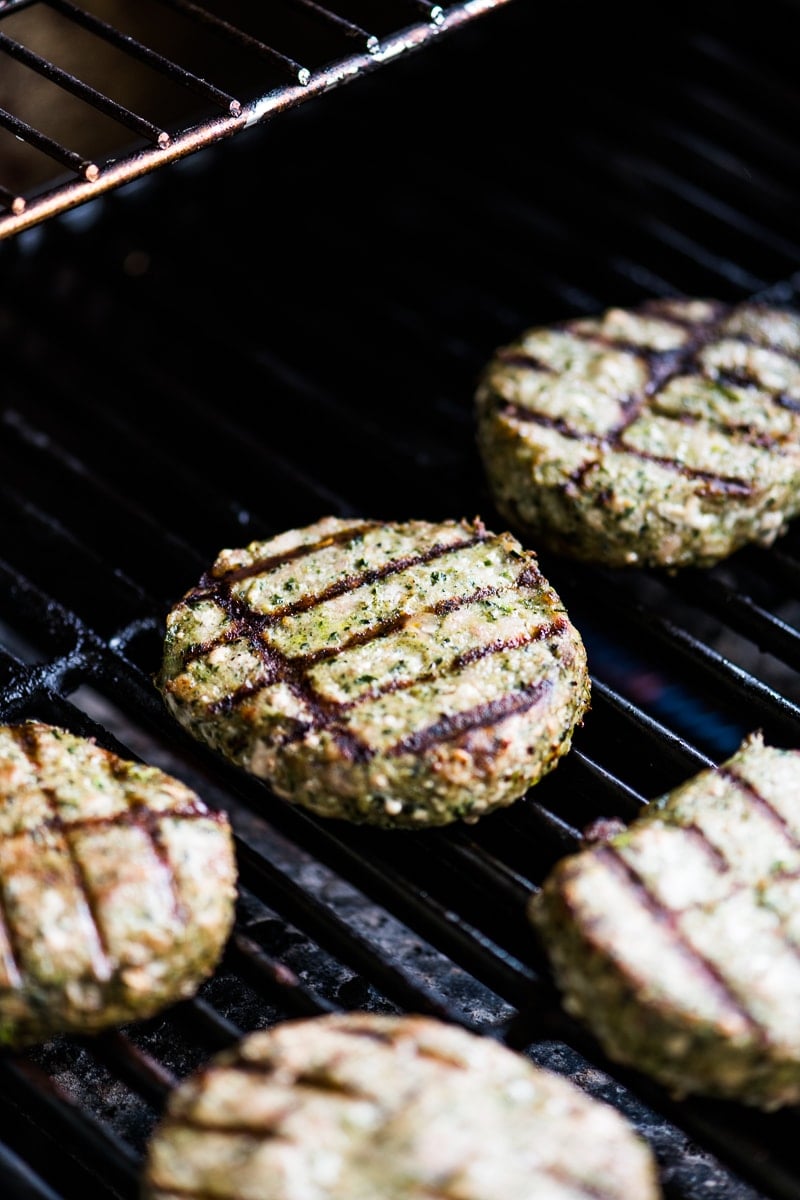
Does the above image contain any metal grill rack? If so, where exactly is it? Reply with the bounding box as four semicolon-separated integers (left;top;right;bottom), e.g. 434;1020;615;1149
0;0;510;238
1;1;800;1197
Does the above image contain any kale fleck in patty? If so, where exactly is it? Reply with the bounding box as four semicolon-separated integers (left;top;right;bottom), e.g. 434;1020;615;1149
142;1012;661;1200
157;516;590;828
0;722;237;1046
476;298;800;568
530;733;800;1109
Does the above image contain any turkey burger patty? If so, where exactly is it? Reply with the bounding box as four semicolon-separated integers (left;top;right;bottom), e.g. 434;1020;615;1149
530;733;800;1109
143;1011;661;1200
157;516;590;828
0;721;237;1046
476;298;800;568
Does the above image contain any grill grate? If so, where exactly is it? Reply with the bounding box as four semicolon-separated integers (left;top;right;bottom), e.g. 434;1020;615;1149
2;1;800;1198
0;0;510;237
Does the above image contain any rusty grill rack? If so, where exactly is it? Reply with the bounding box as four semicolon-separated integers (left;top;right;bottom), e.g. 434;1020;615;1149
0;0;511;238
1;1;800;1198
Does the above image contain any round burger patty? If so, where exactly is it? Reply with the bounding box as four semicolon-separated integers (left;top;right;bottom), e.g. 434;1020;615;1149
142;1012;660;1200
530;733;800;1109
475;298;800;568
0;722;237;1046
157;516;590;828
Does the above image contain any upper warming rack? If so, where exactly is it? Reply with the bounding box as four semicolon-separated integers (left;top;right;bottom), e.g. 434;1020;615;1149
0;0;512;238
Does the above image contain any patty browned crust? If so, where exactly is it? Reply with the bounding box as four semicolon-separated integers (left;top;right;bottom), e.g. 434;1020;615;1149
530;733;800;1108
156;517;591;828
476;298;800;568
142;1012;661;1199
0;721;237;1046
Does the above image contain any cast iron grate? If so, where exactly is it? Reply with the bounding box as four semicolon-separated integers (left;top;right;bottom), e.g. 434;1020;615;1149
0;0;511;237
1;1;800;1198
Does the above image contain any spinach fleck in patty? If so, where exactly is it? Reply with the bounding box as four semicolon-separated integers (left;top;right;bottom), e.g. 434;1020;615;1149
157;516;590;828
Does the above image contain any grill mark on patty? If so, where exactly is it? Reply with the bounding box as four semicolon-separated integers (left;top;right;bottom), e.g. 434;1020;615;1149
204;591;372;763
621;455;751;497
333;622;568;717
203;585;566;744
498;400;755;496
388;679;550;758
155;1089;623;1200
220;1057;373;1094
159;1114;289;1138
14;724;113;983
0;803;222;838
194;531;491;626
712;333;800;369
708;367;800;421
452;620;566;669
183;533;497;679
681;821;731;872
288;583;511;671
495;349;556;373
206;521;380;585
637;299;731;330
647;403;788;452
0;738;219;951
107;757;203;929
596;846;763;1038
182;532;554;761
172;528;572;764
488;304;800;496
720;767;800;849
141;809;188;926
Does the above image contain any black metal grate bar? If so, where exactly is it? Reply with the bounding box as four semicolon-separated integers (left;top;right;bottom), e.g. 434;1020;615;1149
84;1033;178;1108
0;1056;141;1197
561;564;800;745
229;930;338;1017
0;1141;63;1200
289;0;379;52
0;107;98;180
0;32;170;148
411;0;445;24
43;0;242;115
154;0;312;85
0;185;24;214
665;571;800;674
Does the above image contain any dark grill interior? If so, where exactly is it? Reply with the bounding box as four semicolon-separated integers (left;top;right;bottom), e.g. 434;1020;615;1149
1;1;800;1197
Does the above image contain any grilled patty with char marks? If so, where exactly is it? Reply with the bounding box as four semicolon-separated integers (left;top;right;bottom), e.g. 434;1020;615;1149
142;1011;661;1200
0;721;237;1046
157;517;590;828
530;733;800;1109
476;298;800;568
